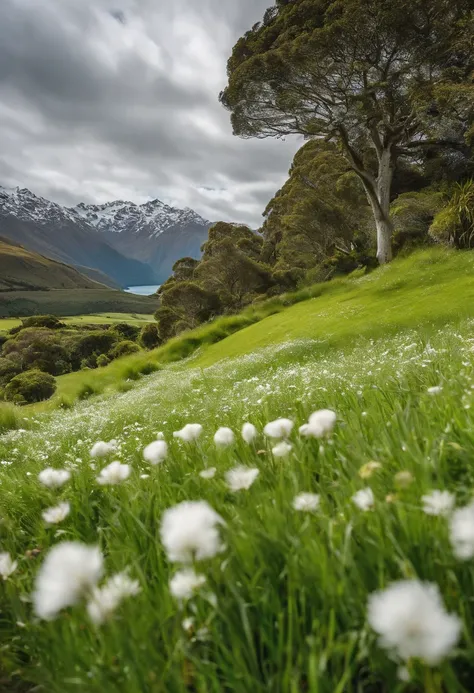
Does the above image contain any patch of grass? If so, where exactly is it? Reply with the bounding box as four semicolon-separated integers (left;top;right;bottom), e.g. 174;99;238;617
0;313;155;332
0;402;23;433
2;319;474;690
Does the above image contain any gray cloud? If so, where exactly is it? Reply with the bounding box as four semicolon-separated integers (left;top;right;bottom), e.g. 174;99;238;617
0;0;300;226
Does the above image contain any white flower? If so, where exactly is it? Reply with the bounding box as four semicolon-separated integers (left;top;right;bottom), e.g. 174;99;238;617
292;493;320;512
42;501;70;525
160;500;225;563
173;423;203;442
143;440;168;465
450;501;474;559
359;461;382;479
0;552;17;579
96;461;131;486
427;386;443;395
38;468;71;489
368;579;461;664
214;427;235;447
169;568;206;601
182;617;194;632
272;441;292;458
199;467;217;479
242;422;258;444
225;466;259;492
422;490;455;516
140;474;150;479
33;542;104;620
299;409;337;438
263;418;294;439
90;441;117;458
87;571;140;625
352;487;374;511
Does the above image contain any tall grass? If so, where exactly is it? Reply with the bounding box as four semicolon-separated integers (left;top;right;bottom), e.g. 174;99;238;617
1;322;474;691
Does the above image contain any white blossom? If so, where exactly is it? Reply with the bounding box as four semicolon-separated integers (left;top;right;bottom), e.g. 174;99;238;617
96;461;131;486
38;468;71;489
169;568;206;601
427;386;443;395
182;617;195;632
263;418;293;439
359;461;382;479
42;501;70;525
160;500;225;563
214;427;235;447
368;579;461;664
292;493;320;512
272;441;292;458
242;422;258;444
0;552;17;579
173;423;203;442
199;467;217;479
33;542;104;620
87;572;140;625
225;466;259;492
422;490;455;516
90;441;117;458
352;487;374;511
143;440;168;465
450;501;474;559
299;409;337;438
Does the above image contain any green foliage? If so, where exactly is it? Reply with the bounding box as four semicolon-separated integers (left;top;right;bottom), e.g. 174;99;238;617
391;190;445;251
77;382;101;400
430;180;474;248
110;340;141;359
74;330;118;361
0;357;21;386
2;328;72;376
96;353;110;368
220;0;474;263
4;369;56;404
109;322;140;342
139;323;161;350
0;402;22;432
160;281;222;332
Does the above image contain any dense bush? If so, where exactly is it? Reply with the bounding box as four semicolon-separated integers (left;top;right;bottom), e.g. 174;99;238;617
140;323;161;349
110;322;141;342
0;357;21;385
2;328;72;376
96;353;110;368
110;340;141;359
430;181;474;249
4;369;56;404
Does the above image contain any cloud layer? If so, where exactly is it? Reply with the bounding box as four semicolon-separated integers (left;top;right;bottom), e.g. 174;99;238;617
0;0;300;226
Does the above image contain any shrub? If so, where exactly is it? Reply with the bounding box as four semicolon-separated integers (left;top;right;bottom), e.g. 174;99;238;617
140;323;161;349
430;181;474;248
77;382;101;400
75;330;118;360
0;357;21;385
0;403;22;432
97;354;110;368
110;340;141;359
4;370;56;405
138;362;161;376
110;323;141;342
2;328;72;376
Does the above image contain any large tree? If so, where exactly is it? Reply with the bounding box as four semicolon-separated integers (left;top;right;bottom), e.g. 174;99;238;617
220;0;473;263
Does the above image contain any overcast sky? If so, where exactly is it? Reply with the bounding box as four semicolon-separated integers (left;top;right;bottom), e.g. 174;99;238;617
0;0;300;226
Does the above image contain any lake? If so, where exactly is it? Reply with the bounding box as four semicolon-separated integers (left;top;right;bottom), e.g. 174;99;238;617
124;285;161;296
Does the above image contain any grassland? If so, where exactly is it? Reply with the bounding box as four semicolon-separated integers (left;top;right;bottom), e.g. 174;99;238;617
0;312;155;332
5;247;473;416
2;248;474;692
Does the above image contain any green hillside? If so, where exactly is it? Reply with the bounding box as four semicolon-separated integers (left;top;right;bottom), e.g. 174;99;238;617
2;249;474;691
0;236;104;291
14;247;473;410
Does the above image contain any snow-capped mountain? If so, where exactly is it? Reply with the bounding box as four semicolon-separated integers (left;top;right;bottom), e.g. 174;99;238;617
74;198;209;237
0;186;213;284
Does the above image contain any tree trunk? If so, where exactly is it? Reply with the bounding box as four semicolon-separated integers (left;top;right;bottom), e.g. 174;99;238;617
359;147;395;264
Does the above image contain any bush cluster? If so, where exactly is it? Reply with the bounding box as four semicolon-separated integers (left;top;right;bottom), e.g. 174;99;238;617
0;317;157;405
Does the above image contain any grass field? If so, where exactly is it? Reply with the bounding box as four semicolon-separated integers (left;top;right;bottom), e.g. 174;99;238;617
0;312;155;332
1;248;474;691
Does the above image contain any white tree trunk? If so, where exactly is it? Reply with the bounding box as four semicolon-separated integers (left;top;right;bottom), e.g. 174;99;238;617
360;146;394;264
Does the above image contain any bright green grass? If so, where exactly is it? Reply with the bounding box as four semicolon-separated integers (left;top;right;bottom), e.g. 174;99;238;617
1;317;474;692
0;312;155;332
20;247;474;415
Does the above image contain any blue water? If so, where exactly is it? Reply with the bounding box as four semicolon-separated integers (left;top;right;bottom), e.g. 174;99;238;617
124;285;160;296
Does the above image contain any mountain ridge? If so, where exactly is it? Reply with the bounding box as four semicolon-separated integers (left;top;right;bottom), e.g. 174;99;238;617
0;186;212;285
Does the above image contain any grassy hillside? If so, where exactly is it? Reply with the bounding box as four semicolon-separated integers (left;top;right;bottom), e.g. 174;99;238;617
11;247;474;411
0;237;104;291
0;289;159;318
1;249;474;691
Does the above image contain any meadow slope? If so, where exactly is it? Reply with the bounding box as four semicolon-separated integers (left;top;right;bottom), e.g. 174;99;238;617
1;249;474;691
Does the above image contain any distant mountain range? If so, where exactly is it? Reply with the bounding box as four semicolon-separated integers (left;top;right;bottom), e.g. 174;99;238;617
0;187;213;287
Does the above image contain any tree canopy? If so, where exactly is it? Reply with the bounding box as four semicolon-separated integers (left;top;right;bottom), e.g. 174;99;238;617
220;0;474;263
